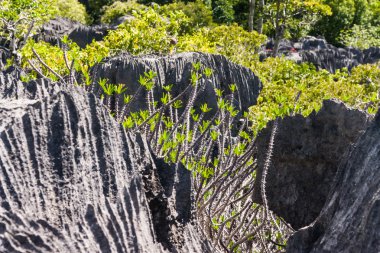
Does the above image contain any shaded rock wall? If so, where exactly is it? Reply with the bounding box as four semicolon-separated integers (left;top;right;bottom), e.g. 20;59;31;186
0;70;211;252
91;52;262;116
299;47;380;73
253;100;372;229
261;37;380;73
0;50;9;70
36;18;109;48
286;109;380;253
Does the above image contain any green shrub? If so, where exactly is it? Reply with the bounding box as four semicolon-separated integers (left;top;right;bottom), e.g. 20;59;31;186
20;38;109;81
312;0;373;45
159;0;214;32
87;0;113;23
97;65;291;253
0;0;57;40
177;24;266;63
249;58;380;134
56;0;89;24
100;1;145;24
0;0;58;66
103;7;190;54
339;25;380;49
211;0;235;24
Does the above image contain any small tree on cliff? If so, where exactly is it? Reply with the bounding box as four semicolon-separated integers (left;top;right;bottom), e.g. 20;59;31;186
269;0;331;56
247;0;331;55
0;0;56;64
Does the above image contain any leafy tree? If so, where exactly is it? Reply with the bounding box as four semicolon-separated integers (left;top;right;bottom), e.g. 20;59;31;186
159;0;214;31
56;0;89;24
336;0;380;48
100;1;145;24
339;25;380;49
311;0;371;45
177;24;266;63
264;0;331;56
0;0;57;64
211;0;235;24
86;0;114;23
103;7;190;54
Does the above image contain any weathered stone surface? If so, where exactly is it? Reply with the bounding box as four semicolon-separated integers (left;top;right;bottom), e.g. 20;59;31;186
37;18;110;48
0;49;9;70
260;36;380;73
0;70;211;252
286;108;380;253
91;52;262;116
253;100;372;229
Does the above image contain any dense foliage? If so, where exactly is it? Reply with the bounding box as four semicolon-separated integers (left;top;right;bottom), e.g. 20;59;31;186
339;25;380;49
100;1;145;24
56;0;89;24
250;58;380;133
311;0;380;46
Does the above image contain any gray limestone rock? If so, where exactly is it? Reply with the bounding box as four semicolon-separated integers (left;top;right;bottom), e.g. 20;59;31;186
253;100;372;229
0;49;10;70
260;36;380;73
286;107;380;253
91;52;262;117
0;70;211;252
36;18;110;48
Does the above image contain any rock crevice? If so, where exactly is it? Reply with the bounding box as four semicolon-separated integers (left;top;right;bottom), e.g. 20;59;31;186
0;70;210;252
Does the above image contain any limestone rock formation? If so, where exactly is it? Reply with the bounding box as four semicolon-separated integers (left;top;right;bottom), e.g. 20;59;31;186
260;36;380;73
37;18;110;48
253;100;372;229
91;52;262;116
0;49;9;70
0;69;211;252
286;108;380;253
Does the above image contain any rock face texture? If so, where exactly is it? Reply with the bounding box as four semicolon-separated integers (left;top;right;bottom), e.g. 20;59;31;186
37;18;110;48
286;109;380;253
91;52;262;115
261;36;380;73
0;70;211;252
0;49;9;70
253;100;372;229
299;46;380;73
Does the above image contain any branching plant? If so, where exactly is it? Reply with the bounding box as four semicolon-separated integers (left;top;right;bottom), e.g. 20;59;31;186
93;63;293;252
0;0;56;65
29;44;293;252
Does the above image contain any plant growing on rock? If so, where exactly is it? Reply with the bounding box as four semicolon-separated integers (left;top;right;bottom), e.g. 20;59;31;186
249;57;380;134
92;63;293;252
103;7;190;55
0;0;56;64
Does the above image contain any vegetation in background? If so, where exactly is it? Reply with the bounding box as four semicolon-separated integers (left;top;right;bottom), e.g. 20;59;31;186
159;0;214;30
211;0;235;24
339;25;380;50
311;0;380;46
103;7;190;54
56;0;89;24
100;1;145;24
250;58;380;134
249;0;332;55
178;24;266;62
0;0;57;65
86;0;113;23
